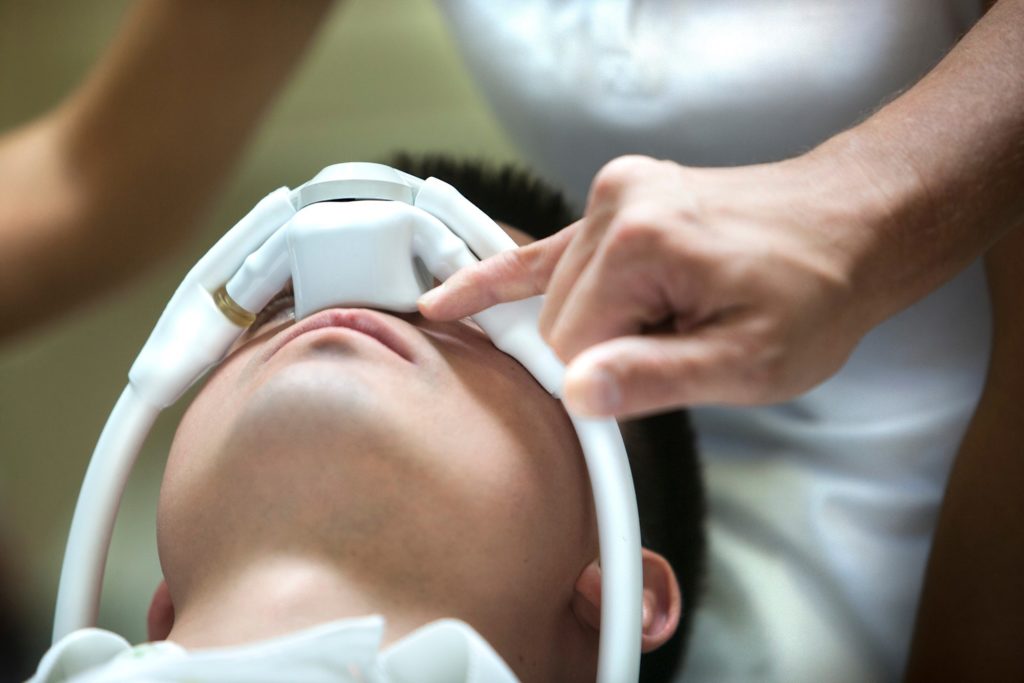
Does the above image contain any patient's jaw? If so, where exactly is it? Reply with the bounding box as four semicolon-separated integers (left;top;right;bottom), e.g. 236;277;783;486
158;299;602;680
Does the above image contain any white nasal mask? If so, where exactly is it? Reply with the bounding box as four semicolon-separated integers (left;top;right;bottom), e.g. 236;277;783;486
53;163;643;683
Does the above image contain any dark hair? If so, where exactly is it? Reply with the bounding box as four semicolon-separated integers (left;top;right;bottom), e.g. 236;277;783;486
388;154;707;681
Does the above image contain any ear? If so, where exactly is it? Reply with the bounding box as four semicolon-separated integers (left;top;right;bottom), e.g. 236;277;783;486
147;579;175;642
571;549;682;653
637;549;682;652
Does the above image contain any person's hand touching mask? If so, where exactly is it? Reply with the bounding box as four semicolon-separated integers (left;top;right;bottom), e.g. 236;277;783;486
419;152;933;417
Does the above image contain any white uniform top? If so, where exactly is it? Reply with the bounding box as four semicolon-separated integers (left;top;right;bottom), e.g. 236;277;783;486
30;616;518;683
435;2;990;681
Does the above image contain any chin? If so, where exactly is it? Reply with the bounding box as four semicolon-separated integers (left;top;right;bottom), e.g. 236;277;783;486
249;359;385;422
231;362;433;465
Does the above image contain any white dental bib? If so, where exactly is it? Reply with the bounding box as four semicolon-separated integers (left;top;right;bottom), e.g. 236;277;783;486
32;616;515;683
52;164;643;683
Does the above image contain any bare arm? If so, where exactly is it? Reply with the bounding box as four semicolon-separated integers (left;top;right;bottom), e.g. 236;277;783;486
420;0;1024;416
902;8;1024;663
0;0;333;337
827;0;1024;326
904;228;1024;681
882;12;1024;667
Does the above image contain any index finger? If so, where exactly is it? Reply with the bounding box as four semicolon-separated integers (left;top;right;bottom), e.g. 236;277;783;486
418;222;579;320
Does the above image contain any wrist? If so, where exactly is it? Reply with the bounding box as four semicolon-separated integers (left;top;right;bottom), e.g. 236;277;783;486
800;123;945;327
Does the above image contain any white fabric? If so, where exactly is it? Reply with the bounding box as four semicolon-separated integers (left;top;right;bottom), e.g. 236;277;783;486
437;0;981;204
30;617;518;683
436;2;989;681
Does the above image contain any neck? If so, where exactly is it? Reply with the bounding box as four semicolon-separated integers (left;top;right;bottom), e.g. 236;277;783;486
166;553;434;649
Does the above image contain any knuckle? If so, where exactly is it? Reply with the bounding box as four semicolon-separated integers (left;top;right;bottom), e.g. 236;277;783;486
462;264;502;306
462;262;490;289
481;250;533;297
607;211;664;253
603;154;654;176
588;173;619;208
590;155;654;204
498;249;531;282
519;246;554;292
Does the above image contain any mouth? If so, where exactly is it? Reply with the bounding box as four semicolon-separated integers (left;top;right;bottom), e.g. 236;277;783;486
265;308;417;363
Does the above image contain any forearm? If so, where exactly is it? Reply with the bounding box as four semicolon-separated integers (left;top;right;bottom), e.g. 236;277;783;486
813;0;1024;327
904;228;1024;682
864;10;1024;669
0;0;333;337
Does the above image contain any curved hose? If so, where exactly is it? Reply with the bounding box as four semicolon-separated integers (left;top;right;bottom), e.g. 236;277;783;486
572;416;644;683
53;385;159;642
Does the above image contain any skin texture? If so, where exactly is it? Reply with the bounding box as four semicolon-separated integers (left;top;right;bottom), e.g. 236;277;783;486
414;3;1024;674
422;154;887;414
420;0;1024;419
153;226;681;683
161;307;597;680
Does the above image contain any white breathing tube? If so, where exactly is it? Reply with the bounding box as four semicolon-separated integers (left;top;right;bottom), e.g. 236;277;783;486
53;163;643;682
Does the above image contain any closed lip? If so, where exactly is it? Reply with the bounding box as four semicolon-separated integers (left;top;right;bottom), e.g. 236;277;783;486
265;308;417;363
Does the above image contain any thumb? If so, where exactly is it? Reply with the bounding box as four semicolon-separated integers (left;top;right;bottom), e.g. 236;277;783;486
418;222;578;320
562;333;733;417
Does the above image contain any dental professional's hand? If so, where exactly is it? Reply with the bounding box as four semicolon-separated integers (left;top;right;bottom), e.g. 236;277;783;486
422;0;1023;419
419;152;903;417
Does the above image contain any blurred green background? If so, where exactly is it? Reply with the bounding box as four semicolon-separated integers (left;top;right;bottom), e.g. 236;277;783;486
0;0;521;665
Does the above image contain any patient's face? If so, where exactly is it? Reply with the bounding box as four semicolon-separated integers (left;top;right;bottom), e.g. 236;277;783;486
159;227;599;678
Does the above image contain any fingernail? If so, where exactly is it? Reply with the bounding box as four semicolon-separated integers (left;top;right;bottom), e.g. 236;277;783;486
417;288;441;309
566;365;621;415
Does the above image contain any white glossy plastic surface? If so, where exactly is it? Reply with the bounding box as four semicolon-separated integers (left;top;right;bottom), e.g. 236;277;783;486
225;228;292;315
53;385;159;639
129;188;295;408
414;178;518;260
291;202;423;316
294;162;419;208
572;416;644;680
472;297;564;397
288;201;479;320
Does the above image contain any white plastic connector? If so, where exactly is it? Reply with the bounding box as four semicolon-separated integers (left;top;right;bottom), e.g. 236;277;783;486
225;228;291;315
472;297;565;397
414;177;518;260
129;188;296;408
287;201;478;320
292;162;419;209
288;202;425;317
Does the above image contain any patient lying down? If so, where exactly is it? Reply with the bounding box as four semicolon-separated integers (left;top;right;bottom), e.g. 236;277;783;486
32;157;707;683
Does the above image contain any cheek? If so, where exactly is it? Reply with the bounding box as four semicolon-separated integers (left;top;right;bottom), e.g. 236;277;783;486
162;353;251;486
425;350;592;538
